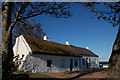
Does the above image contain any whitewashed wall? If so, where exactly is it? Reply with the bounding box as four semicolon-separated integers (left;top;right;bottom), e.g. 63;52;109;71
13;35;99;74
19;54;80;73
13;36;31;57
13;35;80;73
13;35;32;70
81;56;99;68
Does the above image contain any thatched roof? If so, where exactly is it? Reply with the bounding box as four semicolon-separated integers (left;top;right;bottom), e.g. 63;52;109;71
23;35;98;57
71;46;98;57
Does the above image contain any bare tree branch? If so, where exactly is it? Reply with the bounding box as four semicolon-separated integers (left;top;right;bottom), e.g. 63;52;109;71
8;2;29;31
18;20;28;28
18;12;43;21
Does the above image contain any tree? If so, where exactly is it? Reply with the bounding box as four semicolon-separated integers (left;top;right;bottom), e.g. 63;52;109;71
82;2;120;27
13;20;46;45
83;2;120;78
108;28;120;78
2;2;119;79
2;2;71;79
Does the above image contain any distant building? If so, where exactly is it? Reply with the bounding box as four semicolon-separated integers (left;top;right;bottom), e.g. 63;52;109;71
99;61;109;69
13;35;99;73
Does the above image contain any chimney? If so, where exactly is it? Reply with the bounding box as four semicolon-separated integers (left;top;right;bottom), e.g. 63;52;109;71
86;46;90;49
43;36;49;41
66;41;70;45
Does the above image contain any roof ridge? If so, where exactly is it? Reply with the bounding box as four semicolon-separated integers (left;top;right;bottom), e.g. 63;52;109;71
22;35;98;57
22;35;74;47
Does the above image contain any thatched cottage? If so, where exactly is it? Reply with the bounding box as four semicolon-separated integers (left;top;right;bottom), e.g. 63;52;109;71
13;35;99;73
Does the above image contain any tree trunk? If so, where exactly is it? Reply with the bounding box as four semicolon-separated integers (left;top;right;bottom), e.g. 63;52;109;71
107;28;120;78
2;2;13;80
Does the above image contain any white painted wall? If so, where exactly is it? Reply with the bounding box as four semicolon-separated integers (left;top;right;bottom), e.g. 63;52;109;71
13;35;31;56
13;35;32;70
81;56;99;68
13;35;99;73
13;35;80;73
19;54;80;73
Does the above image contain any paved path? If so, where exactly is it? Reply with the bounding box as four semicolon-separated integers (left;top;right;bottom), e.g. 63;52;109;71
40;70;107;79
29;70;108;80
79;71;107;78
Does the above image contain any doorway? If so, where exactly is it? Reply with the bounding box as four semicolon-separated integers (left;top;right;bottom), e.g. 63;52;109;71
70;59;73;71
86;58;89;68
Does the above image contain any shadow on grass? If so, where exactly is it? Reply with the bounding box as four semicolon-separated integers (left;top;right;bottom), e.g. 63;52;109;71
30;78;119;80
11;69;118;80
11;73;108;80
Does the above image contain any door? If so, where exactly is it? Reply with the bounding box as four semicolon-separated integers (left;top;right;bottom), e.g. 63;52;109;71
86;58;89;68
70;59;73;71
79;58;81;69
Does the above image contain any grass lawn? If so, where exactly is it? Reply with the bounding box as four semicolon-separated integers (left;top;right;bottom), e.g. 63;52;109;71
14;71;51;78
13;68;107;79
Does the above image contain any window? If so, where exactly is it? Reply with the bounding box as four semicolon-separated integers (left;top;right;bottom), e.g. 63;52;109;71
74;59;78;66
47;60;52;67
83;58;85;65
86;58;89;68
95;58;98;64
61;59;65;68
86;58;88;64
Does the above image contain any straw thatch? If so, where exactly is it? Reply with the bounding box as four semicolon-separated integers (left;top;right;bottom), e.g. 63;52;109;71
23;35;98;57
71;46;98;57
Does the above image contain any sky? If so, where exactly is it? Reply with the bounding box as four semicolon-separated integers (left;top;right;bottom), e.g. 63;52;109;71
0;2;118;61
30;3;118;61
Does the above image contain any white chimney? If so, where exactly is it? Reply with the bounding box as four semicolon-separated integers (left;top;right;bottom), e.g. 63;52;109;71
66;41;70;45
43;36;49;41
86;46;90;49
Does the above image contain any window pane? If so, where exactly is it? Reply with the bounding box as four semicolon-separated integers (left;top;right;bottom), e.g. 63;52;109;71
75;59;78;66
61;59;65;68
47;60;52;67
83;58;85;65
